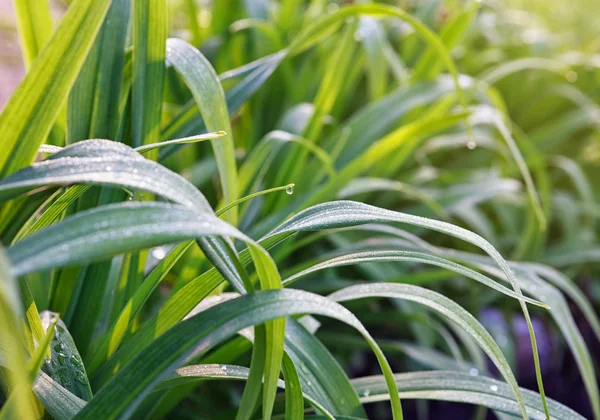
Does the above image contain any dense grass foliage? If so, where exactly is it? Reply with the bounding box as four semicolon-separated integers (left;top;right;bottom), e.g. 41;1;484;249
0;0;598;419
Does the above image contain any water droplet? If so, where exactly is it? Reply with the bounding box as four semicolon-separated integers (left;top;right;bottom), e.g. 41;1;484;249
326;3;339;14
490;385;499;392
469;368;479;377
75;371;88;385
285;184;295;195
221;365;228;371
151;247;166;260
467;141;477;150
105;166;112;172
565;71;578;83
363;389;371;397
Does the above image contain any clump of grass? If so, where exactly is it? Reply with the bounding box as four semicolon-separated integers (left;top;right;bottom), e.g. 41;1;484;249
0;0;598;419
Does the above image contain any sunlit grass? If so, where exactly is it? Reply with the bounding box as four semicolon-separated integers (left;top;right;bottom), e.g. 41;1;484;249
0;0;598;419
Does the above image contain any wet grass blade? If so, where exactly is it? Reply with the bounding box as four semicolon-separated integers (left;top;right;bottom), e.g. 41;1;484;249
328;283;528;419
166;38;239;225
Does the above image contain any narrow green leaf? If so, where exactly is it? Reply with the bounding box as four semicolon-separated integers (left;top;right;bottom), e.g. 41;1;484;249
132;0;167;152
13;0;53;69
166;38;239;224
284;250;547;308
352;371;584;420
0;140;211;211
27;313;57;383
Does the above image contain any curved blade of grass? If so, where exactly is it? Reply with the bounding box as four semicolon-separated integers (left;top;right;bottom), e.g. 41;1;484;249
74;289;402;420
0;140;211;211
92;199;538;404
4;203;238;276
334;224;599;418
338;178;448;220
159;52;285;154
0;0;111;177
135;131;227;153
284;250;546;308
263;200;550;416
166;38;239;225
328;283;527;420
351;371;584;420
216;184;296;217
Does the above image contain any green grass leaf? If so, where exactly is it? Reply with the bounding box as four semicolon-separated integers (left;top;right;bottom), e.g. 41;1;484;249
352;370;584;420
284;250;547;308
166;38;239;224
